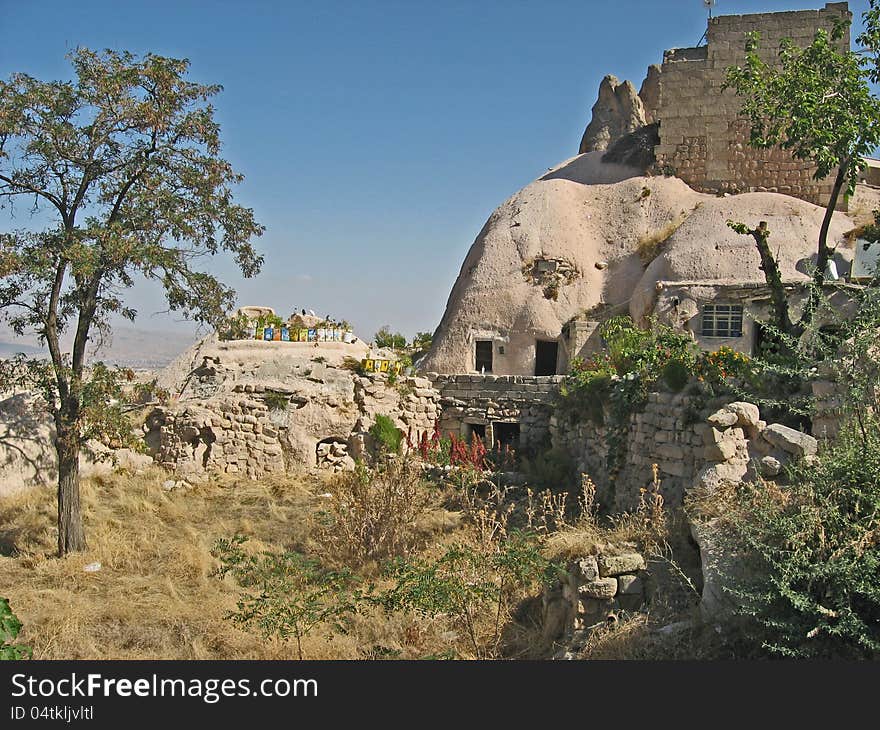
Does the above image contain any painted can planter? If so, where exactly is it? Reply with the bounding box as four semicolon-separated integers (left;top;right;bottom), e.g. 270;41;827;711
281;327;290;342
343;331;354;344
308;329;317;342
263;327;274;341
299;328;309;342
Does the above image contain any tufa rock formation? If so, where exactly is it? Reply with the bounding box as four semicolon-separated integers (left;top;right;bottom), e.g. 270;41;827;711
420;150;859;376
578;75;647;154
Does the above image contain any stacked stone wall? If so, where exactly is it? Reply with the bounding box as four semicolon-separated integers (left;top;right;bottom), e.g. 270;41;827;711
654;2;850;207
427;374;563;450
551;391;707;511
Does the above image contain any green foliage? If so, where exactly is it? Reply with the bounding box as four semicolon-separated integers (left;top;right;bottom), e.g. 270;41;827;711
558;317;700;485
254;313;284;331
379;534;554;658
263;391;289;411
0;597;32;660
218;311;252;341
131;377;170;405
724;16;880;197
661;359;690;392
374;326;407;350
0;47;263;553
369;414;403;455
726;423;880;658
724;4;880;327
213;536;359;660
411;331;433;352
0;355;140;450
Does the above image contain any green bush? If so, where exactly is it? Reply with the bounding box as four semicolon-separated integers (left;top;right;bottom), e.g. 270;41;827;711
727;422;880;658
263;391;290;411
374;326;407;350
369;414;403;455
379;534;555;658
1;598;32;660
661;359;691;392
213;537;359;660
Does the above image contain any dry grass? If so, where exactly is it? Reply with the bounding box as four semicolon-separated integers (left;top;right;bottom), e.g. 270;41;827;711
0;460;714;660
636;212;688;265
0;468;328;659
0;466;478;660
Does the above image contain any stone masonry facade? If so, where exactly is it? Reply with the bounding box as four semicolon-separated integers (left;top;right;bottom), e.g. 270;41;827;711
427;373;562;451
653;2;851;207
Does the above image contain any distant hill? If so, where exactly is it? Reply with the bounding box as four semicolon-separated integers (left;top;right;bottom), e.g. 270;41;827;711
0;322;199;370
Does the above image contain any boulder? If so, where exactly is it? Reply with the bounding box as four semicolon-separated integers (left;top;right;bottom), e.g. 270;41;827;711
761;424;818;458
598;553;646;576
708;408;739;428
574;556;599;582
759;455;783;477
725;402;761;428
578;577;618;599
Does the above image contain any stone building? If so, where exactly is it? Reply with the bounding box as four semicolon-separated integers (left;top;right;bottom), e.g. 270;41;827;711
422;3;867;383
651;2;851;207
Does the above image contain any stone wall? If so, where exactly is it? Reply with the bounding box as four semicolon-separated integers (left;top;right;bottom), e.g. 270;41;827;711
551;390;707;511
552;390;820;513
154;372;441;480
653;2;851;207
542;548;651;655
428;374;563;451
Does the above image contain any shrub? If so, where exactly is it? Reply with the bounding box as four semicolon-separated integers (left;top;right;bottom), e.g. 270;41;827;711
369;414;403;455
374;326;407;350
213;536;359;660
379;533;554;658
263;391;290;411
724;422;880;658
218;311;252;341
314;458;431;566
340;356;366;375
0;597;32;660
661;359;691;392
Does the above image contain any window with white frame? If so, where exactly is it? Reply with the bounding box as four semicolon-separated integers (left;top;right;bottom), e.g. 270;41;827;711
701;304;743;338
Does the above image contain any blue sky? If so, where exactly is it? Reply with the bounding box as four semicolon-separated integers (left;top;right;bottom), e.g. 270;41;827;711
1;0;875;341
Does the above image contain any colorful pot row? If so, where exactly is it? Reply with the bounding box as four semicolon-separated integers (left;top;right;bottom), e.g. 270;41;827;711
248;326;355;343
362;359;403;374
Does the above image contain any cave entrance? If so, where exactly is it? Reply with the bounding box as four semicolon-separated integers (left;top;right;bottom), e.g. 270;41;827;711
465;423;486;443
535;339;558;376
492;422;520;449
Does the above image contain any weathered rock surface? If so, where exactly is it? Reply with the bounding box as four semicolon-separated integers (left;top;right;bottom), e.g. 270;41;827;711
151;336;442;480
761;423;818;459
422;149;856;376
579;75;647;154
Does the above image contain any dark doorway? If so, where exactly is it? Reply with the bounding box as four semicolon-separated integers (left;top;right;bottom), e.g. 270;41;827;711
475;340;493;373
535;339;558;376
493;422;520;449
466;423;486;443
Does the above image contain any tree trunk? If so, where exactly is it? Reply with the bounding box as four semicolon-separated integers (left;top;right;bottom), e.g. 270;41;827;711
801;160;850;330
56;424;86;556
751;221;795;336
